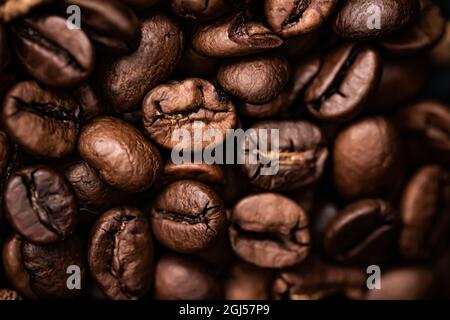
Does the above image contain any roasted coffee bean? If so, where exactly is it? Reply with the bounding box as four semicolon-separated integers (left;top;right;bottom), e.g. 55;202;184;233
241;120;328;191
217;53;290;104
170;0;243;21
399;165;450;259
224;261;272;300
305;43;382;122
151;180;226;253
229;193;310;268
2;81;80;158
63;0;141;54
3;165;77;244
324;199;398;265
0;289;22;300
99;12;183;113
192;12;283;57
265;0;338;37
88;207;153;300
0;0;51;23
381;0;446;55
272;257;366;300
72;81;105;120
154;253;221;300
333;0;420;40
11;14;94;87
333;117;403;199
78;116;162;193
2;234;84;299
0;130;10;178
142;78;236;151
161;159;225;186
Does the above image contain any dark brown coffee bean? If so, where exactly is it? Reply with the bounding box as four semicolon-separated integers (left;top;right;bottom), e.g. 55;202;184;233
229;193;310;268
3;165;77;244
333;117;403;199
2;234;84;299
305;43;382;122
324;199;398;265
72;81;105;120
63;0;141;54
224;261;272;300
2;81;80;158
0;0;51;23
154;253;221;300
381;0;446;55
265;0;338;37
78;116;162;193
151;180;226;253
176;45;219;78
142;78;236;151
170;0;244;21
161;159;225;185
0;130;10;179
272;257;366;300
241;120;328;191
88;207;154;300
192;12;283;57
217;53;290;104
431;21;450;65
0;289;22;300
11;15;94;87
333;0;420;40
99;12;183;113
399;165;450;259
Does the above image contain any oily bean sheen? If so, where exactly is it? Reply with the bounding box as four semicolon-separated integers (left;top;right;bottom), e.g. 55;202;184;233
3;165;77;244
217;53;290;104
333;117;403;199
265;0;338;37
100;12;183;113
63;0;141;54
399;165;450;259
241;120;328;191
324;199;398;265
2;234;84;299
78;116;162;193
151;180;226;253
333;0;420;40
305;43;382;122
170;0;243;21
88;207;153;300
192;12;283;57
229;193;310;268
154;254;221;300
11;15;94;87
2;81;80;158
142;78;236;151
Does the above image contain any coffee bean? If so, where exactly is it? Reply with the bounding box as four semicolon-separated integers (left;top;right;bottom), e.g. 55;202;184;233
88;207;153;300
151;180;226;253
176;45;219;78
431;21;450;65
229;193;310;268
170;0;244;21
0;130;10;179
0;0;51;23
78;116;162;193
72;81;105;120
161;159;225;186
11;14;95;87
0;289;22;300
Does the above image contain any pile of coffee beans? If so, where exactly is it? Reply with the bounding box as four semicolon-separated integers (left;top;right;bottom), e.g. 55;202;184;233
0;0;449;300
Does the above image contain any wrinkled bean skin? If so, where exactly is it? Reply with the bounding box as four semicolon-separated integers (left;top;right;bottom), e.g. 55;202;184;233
78;116;162;193
99;12;184;113
88;207;154;300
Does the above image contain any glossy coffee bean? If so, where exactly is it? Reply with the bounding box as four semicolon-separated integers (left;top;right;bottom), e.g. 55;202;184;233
305;43;382;122
0;0;51;23
333;117;403;199
324;199;398;265
2;234;84;299
272;257;366;300
100;12;183;113
154;253;221;300
217;53;290;104
241;120;328;191
170;0;243;21
151;180;226;253
2;81;80;158
63;0;141;54
11;14;94;87
192;12;283;57
265;0;338;37
88;207;154;300
78;116;162;193
229;193;310;268
142;78;236;151
399;165;450;259
161;159;225;186
333;0;420;40
3;165;77;244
